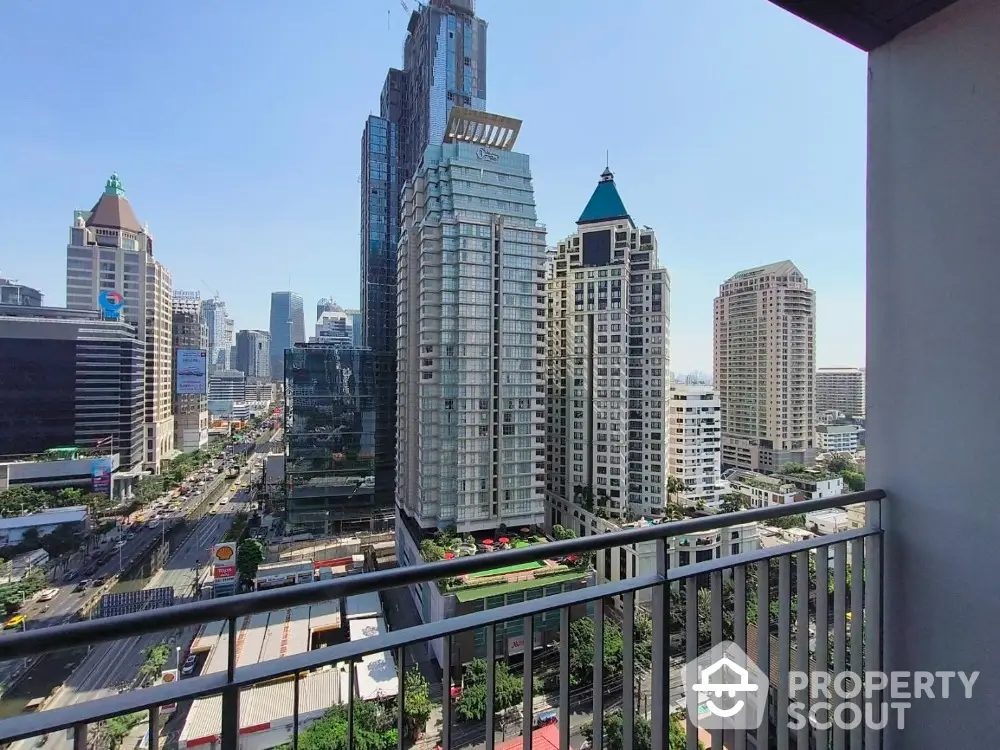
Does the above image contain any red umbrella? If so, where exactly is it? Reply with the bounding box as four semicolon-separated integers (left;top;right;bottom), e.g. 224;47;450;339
444;552;455;559
498;537;510;544
566;554;578;562
483;538;494;545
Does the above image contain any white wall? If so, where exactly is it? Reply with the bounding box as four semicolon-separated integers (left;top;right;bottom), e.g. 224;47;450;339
867;0;1000;745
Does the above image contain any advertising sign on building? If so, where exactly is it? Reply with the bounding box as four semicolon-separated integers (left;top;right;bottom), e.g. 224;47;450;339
212;542;237;582
507;632;543;657
159;669;179;713
98;290;125;321
90;458;113;495
176;349;208;395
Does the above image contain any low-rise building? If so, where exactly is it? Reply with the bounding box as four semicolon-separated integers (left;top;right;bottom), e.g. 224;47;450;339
0;506;89;547
727;468;843;508
815;422;864;453
545;496;761;604
395;511;594;674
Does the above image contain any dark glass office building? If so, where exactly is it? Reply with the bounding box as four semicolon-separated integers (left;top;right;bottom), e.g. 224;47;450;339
360;0;488;517
0;306;144;469
268;291;305;382
283;343;390;534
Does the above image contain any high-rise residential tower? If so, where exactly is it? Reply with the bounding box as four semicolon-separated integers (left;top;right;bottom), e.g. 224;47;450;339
65;173;174;471
172;291;209;452
713;260;816;472
667;384;722;509
816;367;866;418
235;329;271;380
396;107;547;533
201;296;233;373
268;291;306;380
544;169;672;520
361;0;489;522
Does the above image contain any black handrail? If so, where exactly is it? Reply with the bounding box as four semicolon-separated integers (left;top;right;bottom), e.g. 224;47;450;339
0;488;884;660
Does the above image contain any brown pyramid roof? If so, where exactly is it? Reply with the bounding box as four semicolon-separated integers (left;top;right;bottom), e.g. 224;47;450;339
85;173;143;233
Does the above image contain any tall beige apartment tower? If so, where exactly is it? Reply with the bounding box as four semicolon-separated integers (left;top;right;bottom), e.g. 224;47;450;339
545;168;671;521
66;174;175;472
713;260;815;473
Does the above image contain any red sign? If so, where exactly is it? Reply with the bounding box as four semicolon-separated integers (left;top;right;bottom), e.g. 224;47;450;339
313;557;353;570
214;565;236;580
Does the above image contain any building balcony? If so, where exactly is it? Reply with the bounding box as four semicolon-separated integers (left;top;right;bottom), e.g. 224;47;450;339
0;491;886;750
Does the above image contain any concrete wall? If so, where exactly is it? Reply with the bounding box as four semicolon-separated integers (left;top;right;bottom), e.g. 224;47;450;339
867;0;1000;745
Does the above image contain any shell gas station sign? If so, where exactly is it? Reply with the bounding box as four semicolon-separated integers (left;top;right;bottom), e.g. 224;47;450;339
212;542;237;581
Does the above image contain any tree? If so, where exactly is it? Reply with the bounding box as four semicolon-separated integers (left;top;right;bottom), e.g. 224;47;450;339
401;668;432;738
768;513;806;530
138;643;170;682
719;493;751;514
551;524;576;541
826;455;853;474
101;711;148;750
292;700;396;750
454;658;539;722
666;475;688;505
566;615;653;688
780;462;807;474
841;470;865;492
582;710;700;750
236;539;266;583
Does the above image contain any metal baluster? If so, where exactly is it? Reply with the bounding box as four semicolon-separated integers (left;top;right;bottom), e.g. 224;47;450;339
755;560;770;750
348;660;356;750
486;625;496;750
685;574;697;750
293;671;300;750
734;565;748;750
833;543;848;750
777;556;791;750
72;722;87;750
559;610;571;750
711;569;724;750
650;538;670;750
523;616;535;750
622;591;635;750
221;616;239;750
148;707;160;750
864;509;883;750
849;539;864;750
592;599;604;750
395;647;405;750
816;548;830;750
442;633;453;750
795;551;810;750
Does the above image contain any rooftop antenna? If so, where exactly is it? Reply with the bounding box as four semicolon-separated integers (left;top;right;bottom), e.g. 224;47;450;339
605;150;609;169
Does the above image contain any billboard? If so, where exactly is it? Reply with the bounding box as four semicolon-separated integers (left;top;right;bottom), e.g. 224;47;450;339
160;669;179;713
212;542;237;582
98;587;175;618
91;458;113;495
176;349;208;395
98;290;125;321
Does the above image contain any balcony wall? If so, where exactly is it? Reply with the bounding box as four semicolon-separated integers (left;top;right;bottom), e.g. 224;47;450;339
867;0;1000;746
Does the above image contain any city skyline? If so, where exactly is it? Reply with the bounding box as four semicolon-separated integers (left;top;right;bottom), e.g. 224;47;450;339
0;0;866;373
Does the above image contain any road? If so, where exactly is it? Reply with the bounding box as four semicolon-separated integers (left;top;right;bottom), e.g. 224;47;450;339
11;470;261;750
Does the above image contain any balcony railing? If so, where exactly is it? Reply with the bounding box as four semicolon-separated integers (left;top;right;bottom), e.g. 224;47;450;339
0;489;884;750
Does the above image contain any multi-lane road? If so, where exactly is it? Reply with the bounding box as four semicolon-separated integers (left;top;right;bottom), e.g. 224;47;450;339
9;452;268;750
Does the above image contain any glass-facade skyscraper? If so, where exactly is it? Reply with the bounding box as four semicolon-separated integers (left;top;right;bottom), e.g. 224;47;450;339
268;291;305;381
361;0;488;518
284;343;389;534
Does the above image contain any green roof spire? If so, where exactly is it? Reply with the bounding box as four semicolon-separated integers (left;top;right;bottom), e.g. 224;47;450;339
104;172;125;197
577;167;630;225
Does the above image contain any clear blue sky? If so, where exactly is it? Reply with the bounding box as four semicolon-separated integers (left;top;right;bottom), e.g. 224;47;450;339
0;0;866;373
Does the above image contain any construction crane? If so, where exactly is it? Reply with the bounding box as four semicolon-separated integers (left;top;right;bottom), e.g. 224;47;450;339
200;280;220;300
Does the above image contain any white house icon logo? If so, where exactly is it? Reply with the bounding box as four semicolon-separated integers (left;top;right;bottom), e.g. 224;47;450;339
692;656;759;717
682;641;769;731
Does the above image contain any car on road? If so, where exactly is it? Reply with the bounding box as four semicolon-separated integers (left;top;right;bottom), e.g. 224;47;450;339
181;654;198;676
92;577;106;587
114;540;126;550
4;615;25;630
36;588;59;603
62;570;78;582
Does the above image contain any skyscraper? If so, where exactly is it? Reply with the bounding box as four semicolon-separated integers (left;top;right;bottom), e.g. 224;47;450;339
65;173;174;471
396;107;546;533
544;169;672;521
268;291;305;381
713;261;817;472
235;329;271;380
362;0;488;520
172;291;209;452
201;296;233;373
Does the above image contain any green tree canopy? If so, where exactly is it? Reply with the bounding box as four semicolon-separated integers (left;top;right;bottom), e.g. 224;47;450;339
236;539;266;582
719;493;751;514
582;710;702;750
455;658;540;722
